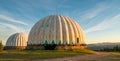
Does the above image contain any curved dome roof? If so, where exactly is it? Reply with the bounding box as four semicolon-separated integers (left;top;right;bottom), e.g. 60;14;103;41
6;33;28;46
28;15;85;45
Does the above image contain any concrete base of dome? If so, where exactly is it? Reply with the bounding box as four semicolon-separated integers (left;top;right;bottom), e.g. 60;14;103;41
26;44;87;50
4;46;26;50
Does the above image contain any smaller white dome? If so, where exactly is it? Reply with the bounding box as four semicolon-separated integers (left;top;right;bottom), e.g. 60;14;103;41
6;33;28;47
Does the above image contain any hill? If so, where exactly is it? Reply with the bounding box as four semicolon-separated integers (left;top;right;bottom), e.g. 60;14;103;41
87;42;120;50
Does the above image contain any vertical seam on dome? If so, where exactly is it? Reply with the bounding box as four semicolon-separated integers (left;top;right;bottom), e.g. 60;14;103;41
7;35;12;46
37;19;45;44
68;17;78;44
39;17;49;44
20;34;23;46
75;23;82;44
60;15;65;44
43;16;50;44
8;35;13;46
10;35;15;46
24;35;26;46
64;16;70;44
30;19;41;44
64;16;73;44
14;34;17;46
55;16;58;44
76;22;85;44
49;15;54;44
45;17;50;43
16;35;21;47
51;15;56;44
74;21;84;44
17;34;19;46
53;15;57;44
60;15;69;44
75;22;80;44
21;35;23;46
47;16;52;43
46;17;50;43
51;15;55;44
73;21;80;44
19;34;21;46
24;35;27;46
58;15;63;44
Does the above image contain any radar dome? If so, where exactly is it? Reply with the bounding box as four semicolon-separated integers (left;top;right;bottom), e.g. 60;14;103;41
27;15;86;50
5;33;28;49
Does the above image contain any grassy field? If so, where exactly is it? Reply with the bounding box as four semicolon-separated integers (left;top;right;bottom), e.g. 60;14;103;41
0;49;95;61
1;49;120;61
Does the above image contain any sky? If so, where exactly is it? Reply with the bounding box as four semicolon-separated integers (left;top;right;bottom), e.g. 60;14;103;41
0;0;120;45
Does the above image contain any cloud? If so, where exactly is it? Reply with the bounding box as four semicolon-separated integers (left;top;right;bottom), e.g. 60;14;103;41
0;22;29;45
19;0;70;11
0;22;24;32
79;3;109;21
85;14;120;33
0;14;28;25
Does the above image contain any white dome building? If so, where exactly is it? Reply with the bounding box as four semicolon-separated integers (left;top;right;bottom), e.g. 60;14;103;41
27;15;86;50
5;33;28;49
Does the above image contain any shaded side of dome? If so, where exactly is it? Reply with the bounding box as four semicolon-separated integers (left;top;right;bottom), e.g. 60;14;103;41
6;33;28;47
28;15;85;45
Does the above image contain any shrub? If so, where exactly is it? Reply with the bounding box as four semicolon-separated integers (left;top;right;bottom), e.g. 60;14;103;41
0;41;3;52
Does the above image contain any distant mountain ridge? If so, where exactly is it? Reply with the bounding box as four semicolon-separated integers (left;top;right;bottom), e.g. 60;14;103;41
87;42;120;50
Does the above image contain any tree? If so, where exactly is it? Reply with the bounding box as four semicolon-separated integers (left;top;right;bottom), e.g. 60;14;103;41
113;45;120;51
0;41;3;52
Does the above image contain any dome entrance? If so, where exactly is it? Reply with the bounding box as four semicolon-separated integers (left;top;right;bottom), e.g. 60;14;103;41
77;38;79;44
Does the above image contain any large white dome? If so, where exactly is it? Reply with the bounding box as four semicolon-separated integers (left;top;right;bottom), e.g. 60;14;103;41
28;15;85;45
6;33;28;47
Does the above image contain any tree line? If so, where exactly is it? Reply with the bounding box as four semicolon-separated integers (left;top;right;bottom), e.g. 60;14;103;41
100;45;120;52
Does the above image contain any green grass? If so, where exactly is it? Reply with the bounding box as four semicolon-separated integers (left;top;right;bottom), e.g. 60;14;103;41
0;49;95;61
1;49;120;61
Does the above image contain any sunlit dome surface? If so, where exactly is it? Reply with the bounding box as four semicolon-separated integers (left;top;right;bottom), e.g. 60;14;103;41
6;33;28;47
28;15;85;45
